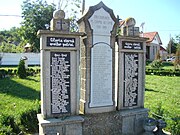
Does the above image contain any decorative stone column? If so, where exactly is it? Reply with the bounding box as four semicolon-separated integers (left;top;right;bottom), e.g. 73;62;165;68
117;17;149;134
37;10;84;135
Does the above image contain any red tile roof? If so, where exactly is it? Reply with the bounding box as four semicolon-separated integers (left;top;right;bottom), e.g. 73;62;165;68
143;32;162;44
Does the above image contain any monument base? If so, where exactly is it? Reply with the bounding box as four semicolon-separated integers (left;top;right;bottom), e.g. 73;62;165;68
120;108;149;135
82;108;148;135
37;114;84;135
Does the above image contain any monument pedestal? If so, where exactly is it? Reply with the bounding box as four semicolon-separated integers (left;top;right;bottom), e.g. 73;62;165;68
119;108;149;135
37;114;84;135
81;108;148;135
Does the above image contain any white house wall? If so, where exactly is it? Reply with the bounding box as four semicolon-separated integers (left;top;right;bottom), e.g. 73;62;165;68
149;43;160;61
160;50;168;60
151;35;160;44
0;53;40;66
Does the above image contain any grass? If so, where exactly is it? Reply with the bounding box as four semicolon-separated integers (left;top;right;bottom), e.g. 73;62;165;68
146;61;179;70
0;75;40;134
0;66;179;134
145;75;180;134
0;76;40;116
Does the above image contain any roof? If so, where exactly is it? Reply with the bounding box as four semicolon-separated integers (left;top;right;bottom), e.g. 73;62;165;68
160;46;167;51
143;32;162;44
24;43;32;48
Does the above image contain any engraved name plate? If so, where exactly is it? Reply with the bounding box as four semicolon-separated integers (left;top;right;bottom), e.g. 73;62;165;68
50;52;71;114
123;53;138;107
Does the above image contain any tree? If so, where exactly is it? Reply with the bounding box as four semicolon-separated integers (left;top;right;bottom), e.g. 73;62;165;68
0;53;3;65
0;27;21;45
175;35;180;44
174;44;180;69
0;35;3;44
167;38;177;54
17;59;27;79
20;0;56;52
20;0;82;52
0;42;24;53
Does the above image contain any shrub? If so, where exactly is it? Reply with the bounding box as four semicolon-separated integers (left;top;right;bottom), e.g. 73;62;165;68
20;107;40;133
174;47;180;69
146;68;180;76
152;102;164;120
17;60;27;79
162;61;174;66
0;69;7;79
146;60;152;66
0;114;20;134
168;116;180;135
150;60;163;69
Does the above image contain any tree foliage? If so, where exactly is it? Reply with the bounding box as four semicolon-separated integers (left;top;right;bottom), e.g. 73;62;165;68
167;38;176;54
20;0;56;52
0;35;3;43
0;27;24;53
0;0;81;53
167;34;180;54
174;44;180;69
0;27;21;45
17;60;27;79
58;0;81;32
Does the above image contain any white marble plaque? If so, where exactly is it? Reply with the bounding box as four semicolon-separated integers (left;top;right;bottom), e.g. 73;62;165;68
88;7;114;107
88;8;114;35
90;44;113;107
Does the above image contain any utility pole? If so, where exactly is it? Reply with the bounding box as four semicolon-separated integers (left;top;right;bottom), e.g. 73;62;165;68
140;22;145;36
82;0;85;15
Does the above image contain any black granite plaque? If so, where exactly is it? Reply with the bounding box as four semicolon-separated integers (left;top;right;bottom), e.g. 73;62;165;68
123;52;138;107
50;52;71;114
47;37;75;47
122;41;143;50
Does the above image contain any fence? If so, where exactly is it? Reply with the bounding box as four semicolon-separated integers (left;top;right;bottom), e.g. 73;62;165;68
0;53;40;66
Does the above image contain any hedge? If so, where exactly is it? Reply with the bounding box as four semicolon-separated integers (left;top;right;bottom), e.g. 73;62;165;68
0;68;40;79
146;68;180;76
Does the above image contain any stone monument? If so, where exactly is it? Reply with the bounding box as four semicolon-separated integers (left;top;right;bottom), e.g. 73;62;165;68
37;10;84;135
78;1;118;114
36;2;150;135
117;17;149;134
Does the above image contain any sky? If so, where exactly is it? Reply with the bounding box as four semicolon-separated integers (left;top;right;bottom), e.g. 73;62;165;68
0;0;180;48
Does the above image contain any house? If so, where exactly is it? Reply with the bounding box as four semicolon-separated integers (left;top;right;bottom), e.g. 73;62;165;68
142;32;162;61
160;45;168;61
24;43;32;52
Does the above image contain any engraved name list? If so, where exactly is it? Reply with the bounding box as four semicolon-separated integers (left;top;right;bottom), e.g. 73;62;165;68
50;52;71;114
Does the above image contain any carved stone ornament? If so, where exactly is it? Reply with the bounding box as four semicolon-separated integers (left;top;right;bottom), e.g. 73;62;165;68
53;10;65;19
124;17;136;27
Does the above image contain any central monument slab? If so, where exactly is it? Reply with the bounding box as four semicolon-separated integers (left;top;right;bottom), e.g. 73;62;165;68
89;7;114;108
78;2;118;113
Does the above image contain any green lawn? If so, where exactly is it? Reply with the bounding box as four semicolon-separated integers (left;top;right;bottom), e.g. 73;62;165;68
145;75;180;134
0;72;179;134
0;75;40;134
0;76;40;116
